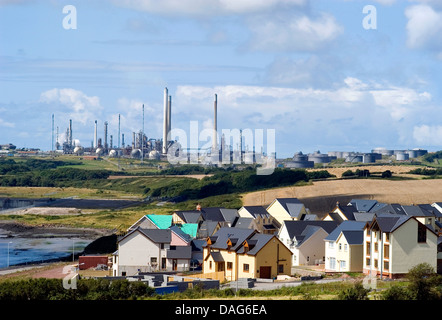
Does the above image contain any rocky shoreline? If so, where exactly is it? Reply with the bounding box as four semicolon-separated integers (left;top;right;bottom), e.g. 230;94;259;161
0;220;114;239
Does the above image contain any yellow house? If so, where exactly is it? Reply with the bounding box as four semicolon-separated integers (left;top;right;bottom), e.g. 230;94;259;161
266;198;310;226
203;227;292;281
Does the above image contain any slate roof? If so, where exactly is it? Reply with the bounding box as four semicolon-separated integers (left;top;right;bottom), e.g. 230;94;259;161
373;204;436;217
419;204;442;218
174;211;202;224
369;215;411;233
120;227;171;244
199;207;226;222
348;199;378;212
220;208;239;225
233;217;256;229
207;227;256;251
324;221;366;242
353;212;375;222
272;198;303;212
241;206;271;218
236;233;275;255
166;245;192;259
283;221;340;244
341;230;364;245
336;205;359;220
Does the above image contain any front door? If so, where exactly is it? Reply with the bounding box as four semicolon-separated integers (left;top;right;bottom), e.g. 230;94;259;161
259;266;272;279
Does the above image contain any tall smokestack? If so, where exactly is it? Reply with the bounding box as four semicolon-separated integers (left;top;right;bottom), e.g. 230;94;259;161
94;120;98;149
213;94;218;152
118;114;121;150
162;87;168;154
51;114;54;152
104;121;108;151
69;119;73;148
167;95;172;140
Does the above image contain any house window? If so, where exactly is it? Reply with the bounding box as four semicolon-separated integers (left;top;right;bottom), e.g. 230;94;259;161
151;257;157;265
366;258;370;266
374;242;378;253
384;261;389;270
344;244;348;252
339;243;342;251
122;271;126;276
278;264;284;273
160;243;164;249
209;261;212;269
374;259;378;269
384;245;389;259
243;264;249;272
329;257;336;270
329;242;334;249
340;260;346;270
366;242;371;256
227;262;233;270
385;233;390;242
418;223;427;243
366;228;370;236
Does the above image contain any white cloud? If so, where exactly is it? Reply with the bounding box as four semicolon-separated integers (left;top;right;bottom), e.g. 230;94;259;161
413;125;442;146
113;0;306;16
0;118;15;128
405;4;442;53
246;12;343;52
39;88;103;125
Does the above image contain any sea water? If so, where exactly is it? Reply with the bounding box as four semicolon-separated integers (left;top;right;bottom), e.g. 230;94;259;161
0;237;92;269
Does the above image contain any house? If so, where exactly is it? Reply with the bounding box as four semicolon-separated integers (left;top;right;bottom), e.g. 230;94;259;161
323;201;375;223
348;199;387;212
233;217;259;231
266;198;310;226
112;227;192;276
128;214;173;231
238;205;280;234
324;221;366;273
278;221;339;266
203;227;292;280
172;210;203;226
363;214;438;279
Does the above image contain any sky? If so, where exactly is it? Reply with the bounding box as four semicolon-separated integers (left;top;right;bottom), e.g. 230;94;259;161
1;0;442;158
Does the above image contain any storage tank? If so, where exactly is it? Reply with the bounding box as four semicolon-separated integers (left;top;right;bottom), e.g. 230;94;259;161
131;149;141;159
293;151;308;162
149;150;160;160
108;150;117;158
285;161;315;168
413;149;428;157
362;153;377;163
345;155;363;163
406;150;418;158
74;146;84;155
396;153;409;161
96;148;103;156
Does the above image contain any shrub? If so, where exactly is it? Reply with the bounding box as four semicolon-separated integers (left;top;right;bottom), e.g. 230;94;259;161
381;285;411;300
337;282;370;300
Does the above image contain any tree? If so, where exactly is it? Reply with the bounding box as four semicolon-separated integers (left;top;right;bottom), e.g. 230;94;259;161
381;170;392;178
407;263;441;300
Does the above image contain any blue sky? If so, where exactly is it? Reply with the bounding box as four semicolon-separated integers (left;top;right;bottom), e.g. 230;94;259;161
1;0;442;158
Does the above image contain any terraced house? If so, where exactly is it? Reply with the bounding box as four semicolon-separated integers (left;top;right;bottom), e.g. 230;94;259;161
203;227;292;281
363;214;438;279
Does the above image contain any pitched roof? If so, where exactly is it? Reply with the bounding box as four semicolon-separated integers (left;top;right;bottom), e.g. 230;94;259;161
166;245;192;259
341;230;364;245
199;207;226;222
283;220;340;242
207;227;256;251
325;220;365;242
336;205;359;220
146;214;173;229
269;198;303;213
174;211;202;224
233;217;256;229
119;227;171;244
169;225;192;243
348;199;378;212
370;215;411;233
241;205;271;218
353;212;376;222
220;208;239;224
236;233;275;255
372;204;407;215
286;202;305;217
180;223;198;238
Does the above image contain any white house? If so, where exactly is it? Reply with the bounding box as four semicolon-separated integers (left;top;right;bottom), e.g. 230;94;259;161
112;227;191;276
324;221;365;273
278;221;339;266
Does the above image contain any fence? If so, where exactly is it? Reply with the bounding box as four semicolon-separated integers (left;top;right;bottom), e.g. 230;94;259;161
186;271;225;283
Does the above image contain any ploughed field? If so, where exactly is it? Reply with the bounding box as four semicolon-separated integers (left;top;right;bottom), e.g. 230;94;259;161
242;178;442;218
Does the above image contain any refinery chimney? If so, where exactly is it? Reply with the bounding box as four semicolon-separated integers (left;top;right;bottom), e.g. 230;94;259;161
213;94;218;152
69;119;73;148
162;87;168;154
94;120;98;149
167;95;172;141
104;121;108;151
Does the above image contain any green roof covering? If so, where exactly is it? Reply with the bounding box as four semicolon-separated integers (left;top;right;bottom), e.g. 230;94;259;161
146;214;172;229
180;223;198;238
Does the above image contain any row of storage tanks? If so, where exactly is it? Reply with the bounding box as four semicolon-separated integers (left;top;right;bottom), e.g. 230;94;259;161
285;148;428;168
